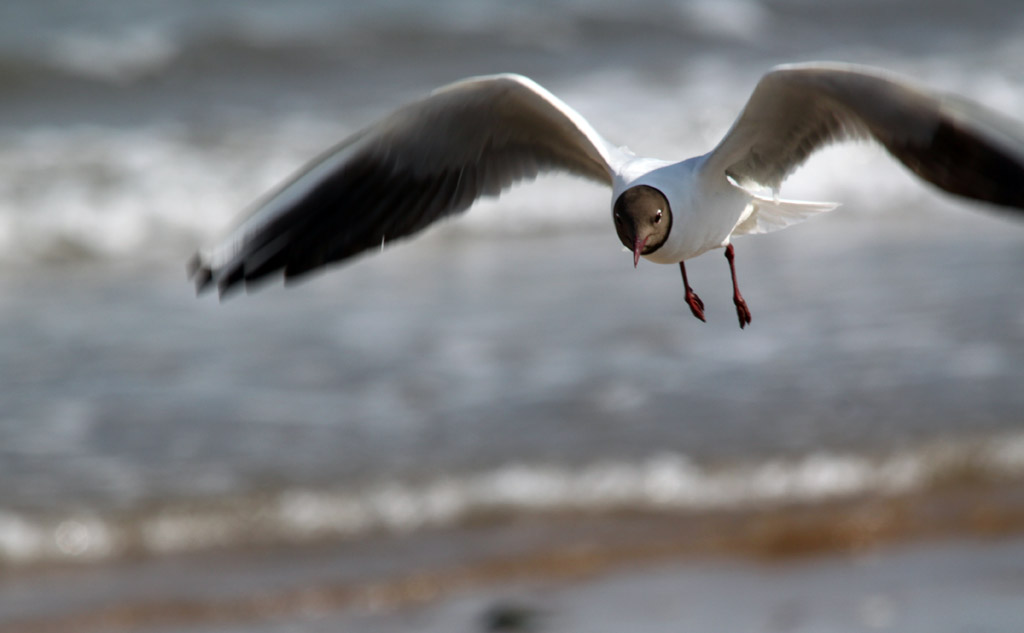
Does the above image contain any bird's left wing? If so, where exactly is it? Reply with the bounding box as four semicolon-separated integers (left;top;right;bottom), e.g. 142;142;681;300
190;74;626;296
702;62;1024;224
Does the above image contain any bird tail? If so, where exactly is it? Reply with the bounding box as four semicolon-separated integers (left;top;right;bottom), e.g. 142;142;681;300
727;175;838;235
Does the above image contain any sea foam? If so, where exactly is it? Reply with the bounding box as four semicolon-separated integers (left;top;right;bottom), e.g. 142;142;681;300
2;433;1023;568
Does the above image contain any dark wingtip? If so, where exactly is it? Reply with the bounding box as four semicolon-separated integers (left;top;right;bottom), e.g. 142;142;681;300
883;117;1024;214
186;253;216;295
216;264;245;298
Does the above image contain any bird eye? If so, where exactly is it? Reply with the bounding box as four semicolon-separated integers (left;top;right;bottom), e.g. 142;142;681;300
654;209;663;223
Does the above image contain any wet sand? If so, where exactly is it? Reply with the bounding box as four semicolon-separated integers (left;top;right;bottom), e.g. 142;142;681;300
329;536;1024;633
4;479;1024;633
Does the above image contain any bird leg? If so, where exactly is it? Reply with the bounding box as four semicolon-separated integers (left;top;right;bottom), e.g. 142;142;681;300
678;261;706;322
724;244;752;329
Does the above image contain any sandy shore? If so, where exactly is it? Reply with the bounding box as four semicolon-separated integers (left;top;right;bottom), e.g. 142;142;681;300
3;480;1024;633
326;536;1024;633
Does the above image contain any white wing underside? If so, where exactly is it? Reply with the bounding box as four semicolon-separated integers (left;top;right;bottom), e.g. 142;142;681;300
705;62;1024;236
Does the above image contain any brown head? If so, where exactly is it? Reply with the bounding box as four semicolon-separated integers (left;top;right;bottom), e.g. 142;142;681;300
612;185;672;267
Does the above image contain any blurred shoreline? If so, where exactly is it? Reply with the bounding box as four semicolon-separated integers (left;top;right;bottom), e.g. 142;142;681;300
3;425;1024;570
4;477;1024;633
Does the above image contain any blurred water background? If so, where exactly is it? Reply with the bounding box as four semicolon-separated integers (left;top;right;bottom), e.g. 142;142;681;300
1;1;1023;631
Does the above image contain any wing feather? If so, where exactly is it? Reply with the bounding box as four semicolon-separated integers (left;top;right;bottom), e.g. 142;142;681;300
704;62;1024;210
191;74;625;295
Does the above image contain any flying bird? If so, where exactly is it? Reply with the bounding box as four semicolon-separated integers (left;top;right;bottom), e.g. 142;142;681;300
189;62;1024;328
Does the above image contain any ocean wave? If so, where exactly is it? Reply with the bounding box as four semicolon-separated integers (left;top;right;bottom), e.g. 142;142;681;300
44;27;180;83
3;432;1023;569
0;47;1019;265
0;121;965;265
0;120;343;264
0;2;684;87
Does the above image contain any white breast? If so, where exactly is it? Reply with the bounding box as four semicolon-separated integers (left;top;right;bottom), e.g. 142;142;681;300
612;156;752;264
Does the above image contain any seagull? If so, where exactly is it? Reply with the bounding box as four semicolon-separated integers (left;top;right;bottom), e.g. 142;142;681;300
189;62;1024;328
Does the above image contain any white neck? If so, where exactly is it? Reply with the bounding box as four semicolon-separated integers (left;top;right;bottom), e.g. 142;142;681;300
613;155;750;264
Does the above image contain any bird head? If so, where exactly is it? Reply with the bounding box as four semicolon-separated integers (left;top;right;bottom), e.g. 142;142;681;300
612;185;672;267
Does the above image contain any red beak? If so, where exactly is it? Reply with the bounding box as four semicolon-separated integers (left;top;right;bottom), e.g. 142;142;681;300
633;236;649;268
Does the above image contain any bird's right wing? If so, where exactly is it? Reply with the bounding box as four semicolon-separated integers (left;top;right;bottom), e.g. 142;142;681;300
703;62;1024;222
190;74;627;296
